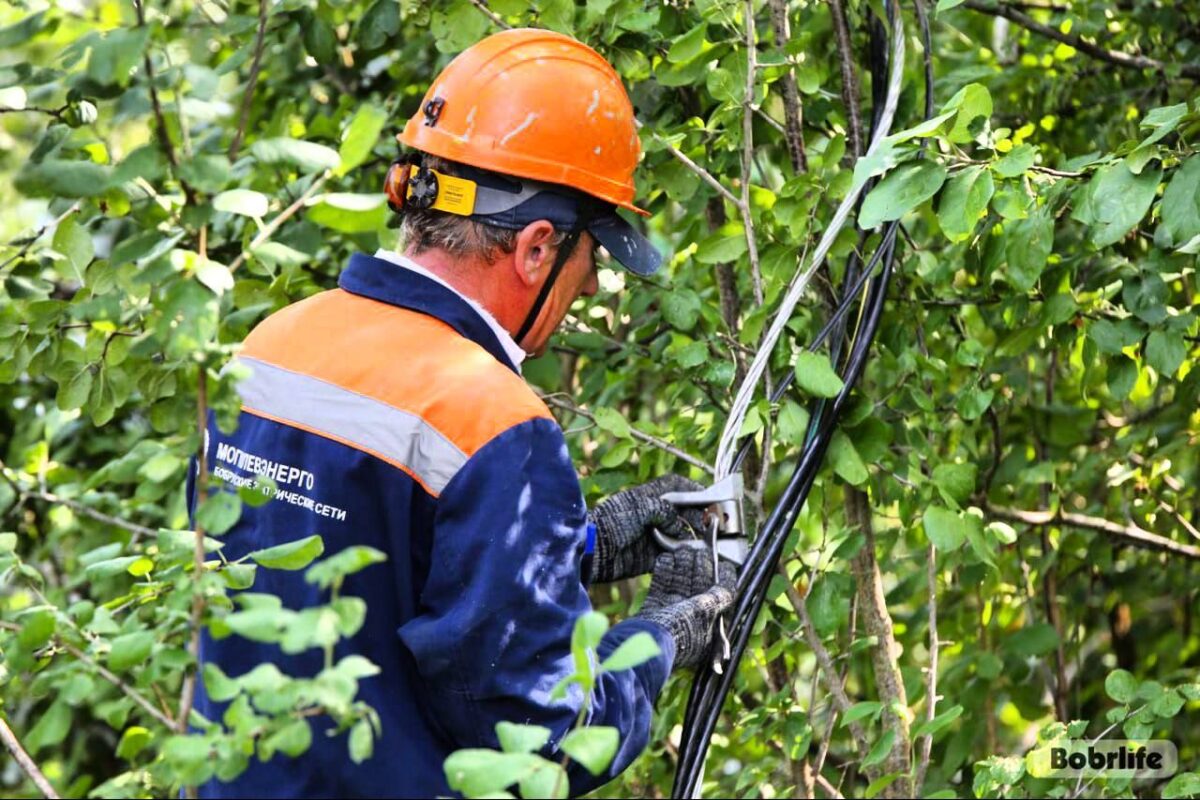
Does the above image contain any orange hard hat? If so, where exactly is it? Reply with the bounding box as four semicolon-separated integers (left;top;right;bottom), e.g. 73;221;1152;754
398;28;646;215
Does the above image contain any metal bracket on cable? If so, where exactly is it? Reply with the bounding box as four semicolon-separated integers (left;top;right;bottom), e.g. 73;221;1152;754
653;473;746;675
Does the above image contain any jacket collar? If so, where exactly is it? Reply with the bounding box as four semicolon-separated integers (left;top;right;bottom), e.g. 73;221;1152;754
339;252;523;374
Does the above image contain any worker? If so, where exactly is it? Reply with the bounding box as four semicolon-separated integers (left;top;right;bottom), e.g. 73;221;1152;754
194;28;735;798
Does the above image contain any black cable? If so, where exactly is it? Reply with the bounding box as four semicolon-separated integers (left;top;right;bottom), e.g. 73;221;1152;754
671;0;935;791
514;230;581;344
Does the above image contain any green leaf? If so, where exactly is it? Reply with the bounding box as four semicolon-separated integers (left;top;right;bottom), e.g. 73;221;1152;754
18;610;56;649
932;463;976;505
16;159;113;198
521;761;569;800
993;144;1036;178
560;726;619;776
307;193;388;233
862;730;896;769
1162;772;1200;799
497;721;552;754
57;368;93;412
338;104;389;176
936;0;966;12
202;663;240;703
26;700;71;754
1158;156;1200;248
776;401;811;446
599;632;662;671
942;83;992;143
841;701;882;727
108;631;154;672
667;22;707;63
937;165;994;242
263;719;312;759
85;556;142;580
0;533;16;554
305;546;387;589
828;430;868;485
349;720;374;764
1004;210;1054;291
248;534;325;570
1074;162;1162;248
695;226;748;264
1105;669;1137;703
860;161;947;229
793;351;845;398
661;289;702;331
52;216;93;282
116;726;153;760
196;491;242;535
444;750;539;796
250;138;339;173
213;189;269;218
1008;623;1060;657
87;28;149;87
912;705;964;738
1145;330;1186;377
923;506;967;551
592;407;632;439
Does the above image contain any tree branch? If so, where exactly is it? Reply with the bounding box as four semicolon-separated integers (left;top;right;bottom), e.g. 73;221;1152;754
828;0;864;157
176;366;209;737
468;0;511;30
766;0;807;172
0;202;82;273
989;505;1200;560
540;394;714;475
30;490;156;539
657;137;743;210
228;171;329;273
132;0;196;205
779;565;872;759
846;489;911;797
0;716;59;799
963;1;1200;79
913;542;939;792
228;0;270;161
60;641;177;730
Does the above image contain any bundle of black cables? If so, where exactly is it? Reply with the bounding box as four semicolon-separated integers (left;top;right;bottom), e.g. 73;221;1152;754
670;0;935;795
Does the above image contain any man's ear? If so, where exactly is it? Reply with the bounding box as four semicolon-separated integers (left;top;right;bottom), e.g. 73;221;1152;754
511;220;560;288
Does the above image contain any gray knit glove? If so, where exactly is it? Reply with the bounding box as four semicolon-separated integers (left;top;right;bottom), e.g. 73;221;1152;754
634;546;737;670
588;475;706;583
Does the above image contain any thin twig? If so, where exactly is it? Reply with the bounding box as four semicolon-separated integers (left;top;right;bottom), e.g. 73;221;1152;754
60;641;176;730
176;366;209;735
21;489;156;540
815;773;845;799
0;202;83;272
988;505;1200;560
740;0;764;306
228;172;330;272
228;0;270;161
541;394;715;475
913;542;939;792
468;0;511;29
133;0;196;205
0;717;59;799
657;138;743;209
963;1;1200;79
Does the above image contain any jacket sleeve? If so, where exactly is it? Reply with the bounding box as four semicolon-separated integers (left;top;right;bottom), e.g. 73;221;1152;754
397;416;675;795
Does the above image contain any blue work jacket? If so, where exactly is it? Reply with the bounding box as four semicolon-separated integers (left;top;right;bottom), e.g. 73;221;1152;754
193;253;675;798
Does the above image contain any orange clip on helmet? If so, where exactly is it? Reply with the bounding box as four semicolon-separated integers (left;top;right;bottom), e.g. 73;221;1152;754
398;28;647;216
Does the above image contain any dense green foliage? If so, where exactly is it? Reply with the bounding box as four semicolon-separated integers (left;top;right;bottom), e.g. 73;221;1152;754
1;0;1199;797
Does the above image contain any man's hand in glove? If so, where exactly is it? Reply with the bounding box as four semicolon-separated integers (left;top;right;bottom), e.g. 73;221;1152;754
634;546;736;670
588;475;706;583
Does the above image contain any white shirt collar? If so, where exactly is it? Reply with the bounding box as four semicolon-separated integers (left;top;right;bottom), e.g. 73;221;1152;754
372;249;527;369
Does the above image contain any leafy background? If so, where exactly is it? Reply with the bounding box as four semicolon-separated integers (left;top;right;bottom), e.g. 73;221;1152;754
1;0;1199;797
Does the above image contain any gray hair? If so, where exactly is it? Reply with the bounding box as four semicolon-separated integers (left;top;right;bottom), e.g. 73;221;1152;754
400;156;567;263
